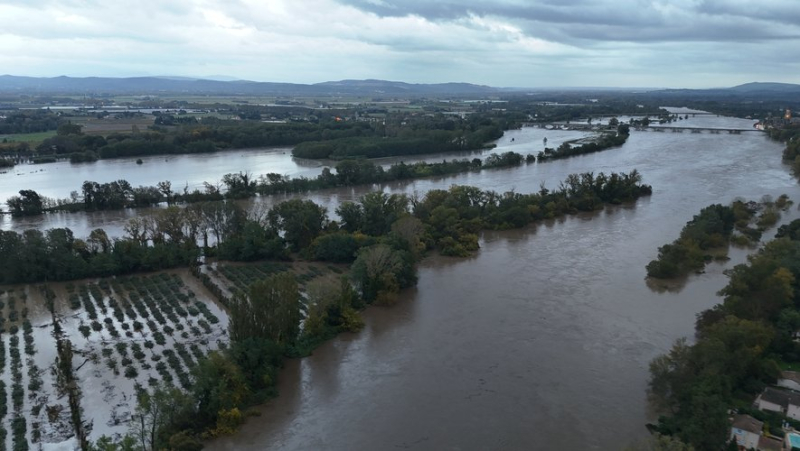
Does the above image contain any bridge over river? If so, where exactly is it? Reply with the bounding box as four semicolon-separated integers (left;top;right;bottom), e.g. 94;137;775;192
524;122;760;134
637;126;760;134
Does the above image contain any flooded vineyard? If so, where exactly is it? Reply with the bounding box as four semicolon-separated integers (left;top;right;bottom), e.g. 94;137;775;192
0;260;341;448
0;272;229;448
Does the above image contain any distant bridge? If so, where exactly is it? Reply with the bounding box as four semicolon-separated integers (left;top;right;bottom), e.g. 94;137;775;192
522;123;760;134
662;112;721;116
636;126;760;134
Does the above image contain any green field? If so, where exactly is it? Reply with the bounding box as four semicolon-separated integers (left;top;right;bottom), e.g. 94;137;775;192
0;130;57;145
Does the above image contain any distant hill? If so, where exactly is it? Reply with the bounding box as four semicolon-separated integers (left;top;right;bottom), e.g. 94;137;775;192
0;75;306;96
1;75;796;100
642;82;800;103
0;75;498;97
728;82;800;93
315;79;495;95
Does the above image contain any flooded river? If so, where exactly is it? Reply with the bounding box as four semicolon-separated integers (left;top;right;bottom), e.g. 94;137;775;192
0;127;589;235
2;113;794;449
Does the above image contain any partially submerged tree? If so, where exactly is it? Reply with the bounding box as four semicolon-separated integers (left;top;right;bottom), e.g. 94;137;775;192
229;272;302;345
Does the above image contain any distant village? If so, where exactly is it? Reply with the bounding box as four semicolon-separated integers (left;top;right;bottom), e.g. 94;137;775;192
756;109;800;130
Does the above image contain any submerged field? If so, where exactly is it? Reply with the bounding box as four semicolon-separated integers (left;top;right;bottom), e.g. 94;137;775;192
0;261;339;448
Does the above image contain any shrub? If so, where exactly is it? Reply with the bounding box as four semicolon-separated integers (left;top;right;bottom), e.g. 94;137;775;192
78;325;91;338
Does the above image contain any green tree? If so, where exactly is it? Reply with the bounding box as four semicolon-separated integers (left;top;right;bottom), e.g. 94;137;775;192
391;216;426;256
87;228;111;254
648;338;693;414
166;432;203;451
191;352;249;432
57;122;83;136
303;278;339;338
649;317;777;449
268;199;327;251
351;244;404;303
229;272;302;344
132;385;194;451
6;189;44;216
311;232;363;263
360;191;409;236
199;201;245;246
335;201;364;233
222;172;257;199
228;337;283;395
218;220;286;261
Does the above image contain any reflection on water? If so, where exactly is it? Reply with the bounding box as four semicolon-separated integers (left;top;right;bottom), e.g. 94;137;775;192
0;127;592;234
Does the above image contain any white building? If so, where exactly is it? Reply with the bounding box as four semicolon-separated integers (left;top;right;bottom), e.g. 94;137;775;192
730;414;762;449
756;387;800;420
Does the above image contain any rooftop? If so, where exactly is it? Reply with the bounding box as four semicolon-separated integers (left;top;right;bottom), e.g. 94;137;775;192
784;371;800;385
760;387;800;408
732;414;763;435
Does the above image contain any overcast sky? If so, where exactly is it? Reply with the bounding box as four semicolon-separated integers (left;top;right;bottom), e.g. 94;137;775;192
0;0;798;88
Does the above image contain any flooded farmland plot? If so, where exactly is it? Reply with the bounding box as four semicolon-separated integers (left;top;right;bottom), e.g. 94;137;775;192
0;271;231;447
0;286;74;450
191;259;347;313
205;261;344;296
0;260;342;449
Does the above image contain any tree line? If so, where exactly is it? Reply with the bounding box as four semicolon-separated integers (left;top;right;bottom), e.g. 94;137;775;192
646;196;789;279
777;126;800;173
648;219;800;449
1;170;651;286
8;147;638;218
9;110;518;164
291;125;503;159
256;151;524;196
4;151;528;216
646;203;743;279
537;124;630;162
0;111;60;134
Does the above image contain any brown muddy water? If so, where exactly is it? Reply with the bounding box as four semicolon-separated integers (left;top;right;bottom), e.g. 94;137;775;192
208;115;797;450
1;112;796;449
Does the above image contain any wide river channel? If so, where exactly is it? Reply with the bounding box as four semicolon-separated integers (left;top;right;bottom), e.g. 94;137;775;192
1;112;795;450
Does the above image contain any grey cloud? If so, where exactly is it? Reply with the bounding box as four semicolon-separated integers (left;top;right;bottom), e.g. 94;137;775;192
338;0;800;43
0;0;797;88
697;0;800;27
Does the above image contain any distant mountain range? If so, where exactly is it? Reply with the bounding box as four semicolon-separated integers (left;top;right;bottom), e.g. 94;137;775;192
0;75;498;97
648;82;800;101
0;75;797;99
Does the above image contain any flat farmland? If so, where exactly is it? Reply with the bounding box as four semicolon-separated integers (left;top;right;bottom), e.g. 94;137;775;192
0;259;345;448
67;116;155;135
